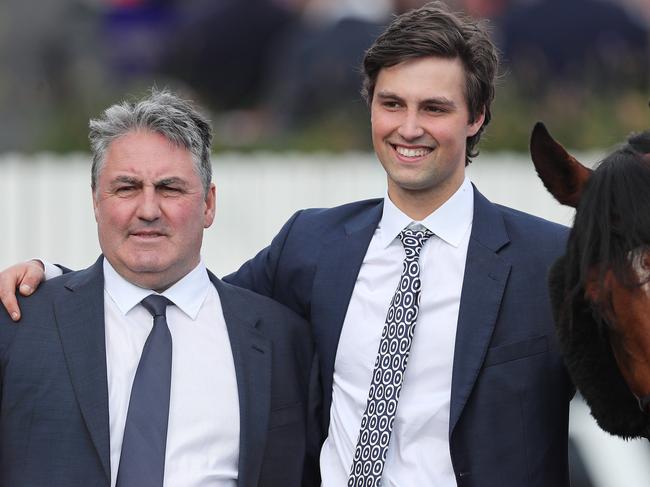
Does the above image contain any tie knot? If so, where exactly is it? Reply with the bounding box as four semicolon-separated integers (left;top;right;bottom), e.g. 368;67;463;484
141;295;173;318
398;227;433;257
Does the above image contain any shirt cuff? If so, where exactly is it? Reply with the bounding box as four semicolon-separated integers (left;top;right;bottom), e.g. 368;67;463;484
38;259;63;280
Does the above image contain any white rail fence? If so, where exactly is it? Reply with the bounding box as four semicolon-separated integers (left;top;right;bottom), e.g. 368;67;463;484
1;151;580;275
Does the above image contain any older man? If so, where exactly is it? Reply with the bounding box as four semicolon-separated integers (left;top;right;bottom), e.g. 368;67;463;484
0;90;318;487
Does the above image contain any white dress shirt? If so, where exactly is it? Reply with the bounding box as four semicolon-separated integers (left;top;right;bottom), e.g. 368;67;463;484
103;259;240;487
320;177;474;486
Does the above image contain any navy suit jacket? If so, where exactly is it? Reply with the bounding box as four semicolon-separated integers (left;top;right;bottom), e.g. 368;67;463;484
0;257;320;487
225;186;575;487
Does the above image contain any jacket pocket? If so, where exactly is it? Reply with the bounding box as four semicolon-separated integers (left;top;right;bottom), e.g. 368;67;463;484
268;402;303;430
484;335;548;367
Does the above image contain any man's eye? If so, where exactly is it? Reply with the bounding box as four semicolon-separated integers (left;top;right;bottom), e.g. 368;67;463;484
424;106;444;113
159;186;182;195
383;101;401;109
115;186;137;195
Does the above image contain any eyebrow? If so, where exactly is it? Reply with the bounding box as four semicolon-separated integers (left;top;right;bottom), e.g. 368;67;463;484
109;176;189;188
110;175;141;186
375;91;457;109
155;177;187;187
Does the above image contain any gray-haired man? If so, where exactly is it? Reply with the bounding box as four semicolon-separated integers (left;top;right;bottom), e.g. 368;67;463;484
0;90;319;487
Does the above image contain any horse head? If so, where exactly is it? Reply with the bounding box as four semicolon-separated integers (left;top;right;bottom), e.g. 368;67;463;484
530;123;650;439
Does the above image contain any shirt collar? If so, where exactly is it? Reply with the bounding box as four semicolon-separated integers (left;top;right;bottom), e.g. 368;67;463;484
103;258;211;320
378;177;474;248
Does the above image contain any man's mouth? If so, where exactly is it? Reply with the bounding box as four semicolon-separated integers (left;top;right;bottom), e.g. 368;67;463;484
130;231;167;239
392;144;433;159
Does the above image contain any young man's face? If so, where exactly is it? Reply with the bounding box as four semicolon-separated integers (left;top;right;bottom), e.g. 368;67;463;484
370;56;484;214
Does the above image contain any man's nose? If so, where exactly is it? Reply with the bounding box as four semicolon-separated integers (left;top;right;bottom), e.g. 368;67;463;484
136;186;162;221
397;111;425;140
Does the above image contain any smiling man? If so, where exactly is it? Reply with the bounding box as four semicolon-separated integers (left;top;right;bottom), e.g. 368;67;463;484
0;90;318;487
227;3;572;485
0;2;572;486
231;3;572;485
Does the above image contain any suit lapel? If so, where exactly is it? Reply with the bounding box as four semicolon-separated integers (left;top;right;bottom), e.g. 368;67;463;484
56;264;273;486
54;257;111;481
449;188;512;435
310;201;382;423
210;274;272;487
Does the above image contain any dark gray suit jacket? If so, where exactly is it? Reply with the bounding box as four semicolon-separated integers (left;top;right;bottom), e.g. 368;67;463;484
0;257;320;487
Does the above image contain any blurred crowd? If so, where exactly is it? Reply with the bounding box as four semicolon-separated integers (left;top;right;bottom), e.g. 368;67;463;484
0;0;648;152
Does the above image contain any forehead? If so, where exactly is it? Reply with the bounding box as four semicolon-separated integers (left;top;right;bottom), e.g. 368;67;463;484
374;56;467;101
102;130;195;179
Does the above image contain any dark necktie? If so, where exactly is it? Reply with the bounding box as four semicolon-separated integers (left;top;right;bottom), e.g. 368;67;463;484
117;294;173;487
348;227;433;487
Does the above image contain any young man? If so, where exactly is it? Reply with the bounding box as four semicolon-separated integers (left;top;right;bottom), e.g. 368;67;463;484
1;3;572;486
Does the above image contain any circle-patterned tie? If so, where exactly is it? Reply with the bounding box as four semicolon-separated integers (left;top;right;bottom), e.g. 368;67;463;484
347;226;433;487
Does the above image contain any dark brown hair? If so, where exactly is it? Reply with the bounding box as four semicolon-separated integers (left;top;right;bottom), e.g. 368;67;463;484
362;1;498;165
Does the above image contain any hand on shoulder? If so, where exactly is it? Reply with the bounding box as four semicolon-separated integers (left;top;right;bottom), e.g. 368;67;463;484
0;260;45;321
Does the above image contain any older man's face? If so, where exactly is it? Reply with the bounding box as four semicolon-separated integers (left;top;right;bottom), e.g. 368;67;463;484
93;129;215;291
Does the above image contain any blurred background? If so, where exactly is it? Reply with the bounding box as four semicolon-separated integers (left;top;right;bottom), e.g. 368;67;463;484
1;0;650;485
0;0;648;153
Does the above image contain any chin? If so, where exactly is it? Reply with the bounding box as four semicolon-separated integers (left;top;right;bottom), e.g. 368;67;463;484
126;261;167;274
392;177;438;192
121;252;169;273
123;262;174;291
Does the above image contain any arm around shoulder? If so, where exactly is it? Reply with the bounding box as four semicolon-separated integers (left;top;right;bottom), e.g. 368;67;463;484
0;259;75;321
0;260;46;321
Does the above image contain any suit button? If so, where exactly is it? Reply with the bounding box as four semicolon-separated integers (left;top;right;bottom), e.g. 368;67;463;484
457;471;471;484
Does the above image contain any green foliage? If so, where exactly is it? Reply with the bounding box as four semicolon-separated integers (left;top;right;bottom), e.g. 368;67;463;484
484;81;649;153
28;83;649;155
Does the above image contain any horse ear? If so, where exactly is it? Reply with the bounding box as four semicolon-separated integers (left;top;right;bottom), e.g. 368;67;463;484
530;122;593;208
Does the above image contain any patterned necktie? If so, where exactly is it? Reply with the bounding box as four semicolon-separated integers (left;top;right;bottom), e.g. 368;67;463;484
348;226;433;487
117;294;173;487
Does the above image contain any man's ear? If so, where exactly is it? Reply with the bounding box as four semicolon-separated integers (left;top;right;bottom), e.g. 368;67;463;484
92;187;99;222
203;183;216;229
467;108;485;137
